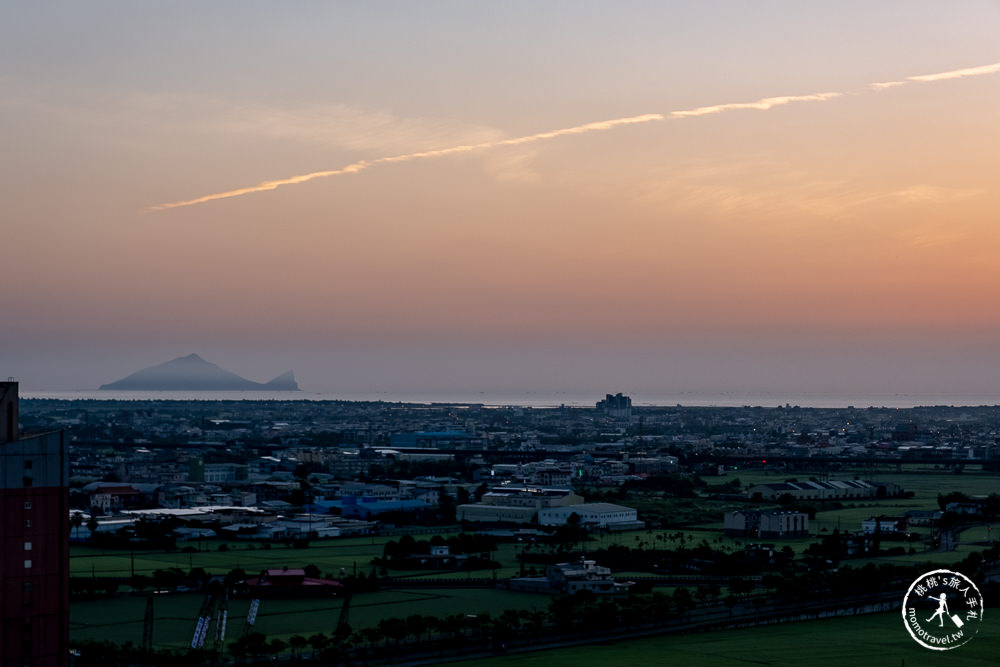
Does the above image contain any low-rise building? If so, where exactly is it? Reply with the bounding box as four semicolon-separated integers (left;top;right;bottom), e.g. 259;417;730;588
538;502;642;530
243;568;345;598
189;461;249;484
861;516;908;534
457;485;582;524
905;509;942;526
510;558;630;595
747;479;900;501
724;509;809;538
86;483;146;512
338;496;436;519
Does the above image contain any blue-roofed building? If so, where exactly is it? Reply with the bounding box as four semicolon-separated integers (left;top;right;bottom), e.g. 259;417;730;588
336;496;437;519
389;431;476;449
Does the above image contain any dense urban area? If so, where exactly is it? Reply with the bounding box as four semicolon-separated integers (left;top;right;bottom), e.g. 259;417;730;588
20;395;1000;665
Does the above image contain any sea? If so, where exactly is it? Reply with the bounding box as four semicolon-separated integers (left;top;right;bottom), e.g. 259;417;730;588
20;390;1000;409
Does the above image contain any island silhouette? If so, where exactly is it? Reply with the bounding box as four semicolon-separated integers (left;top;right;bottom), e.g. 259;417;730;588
99;353;299;391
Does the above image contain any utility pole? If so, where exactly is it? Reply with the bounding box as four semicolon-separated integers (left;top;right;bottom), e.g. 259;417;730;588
337;592;352;635
142;595;154;651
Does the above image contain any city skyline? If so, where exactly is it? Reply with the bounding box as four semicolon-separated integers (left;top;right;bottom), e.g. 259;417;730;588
4;2;1000;396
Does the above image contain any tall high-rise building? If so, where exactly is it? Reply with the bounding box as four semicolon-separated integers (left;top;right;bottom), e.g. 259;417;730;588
596;393;632;420
0;382;68;667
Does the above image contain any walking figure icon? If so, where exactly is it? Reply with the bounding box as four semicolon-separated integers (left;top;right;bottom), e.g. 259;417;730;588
925;593;951;627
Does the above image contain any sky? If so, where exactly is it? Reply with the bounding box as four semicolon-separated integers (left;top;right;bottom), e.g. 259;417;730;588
3;2;1000;401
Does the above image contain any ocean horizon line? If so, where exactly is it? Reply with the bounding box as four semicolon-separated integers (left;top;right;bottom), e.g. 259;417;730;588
19;389;1000;410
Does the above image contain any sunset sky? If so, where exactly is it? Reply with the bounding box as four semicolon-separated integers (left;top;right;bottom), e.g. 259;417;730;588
4;2;1000;401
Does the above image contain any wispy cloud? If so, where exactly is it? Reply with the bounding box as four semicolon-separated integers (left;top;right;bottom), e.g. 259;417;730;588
669;93;841;118
149;113;664;211
149;59;1000;212
870;81;905;91
148;162;373;211
886;185;984;204
908;61;1000;82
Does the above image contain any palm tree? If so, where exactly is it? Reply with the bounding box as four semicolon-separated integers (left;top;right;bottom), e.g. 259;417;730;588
730;577;754;600
288;635;307;659
360;627;381;651
405;615;427;644
724;594;737;617
86;511;100;540
307;632;328;659
378;617;407;647
673;587;695;619
267;638;287;660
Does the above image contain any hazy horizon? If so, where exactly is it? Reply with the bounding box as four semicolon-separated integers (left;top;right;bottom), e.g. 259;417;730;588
4;2;1000;397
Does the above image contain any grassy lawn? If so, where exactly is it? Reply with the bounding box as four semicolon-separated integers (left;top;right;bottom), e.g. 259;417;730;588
450;612;999;667
71;534;424;578
71;588;552;648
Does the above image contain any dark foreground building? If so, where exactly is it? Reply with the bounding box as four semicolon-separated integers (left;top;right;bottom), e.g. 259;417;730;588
0;382;68;667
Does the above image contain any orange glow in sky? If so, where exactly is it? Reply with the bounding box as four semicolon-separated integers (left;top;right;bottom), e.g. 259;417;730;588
3;2;1000;398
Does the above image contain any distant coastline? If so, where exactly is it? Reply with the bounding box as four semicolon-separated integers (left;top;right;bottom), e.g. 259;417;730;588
20;389;1000;409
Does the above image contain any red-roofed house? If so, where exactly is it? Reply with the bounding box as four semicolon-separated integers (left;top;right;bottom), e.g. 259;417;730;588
89;484;142;513
243;567;345;598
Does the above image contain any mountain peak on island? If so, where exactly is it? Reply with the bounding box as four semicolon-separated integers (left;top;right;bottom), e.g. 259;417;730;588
263;370;299;391
99;354;300;391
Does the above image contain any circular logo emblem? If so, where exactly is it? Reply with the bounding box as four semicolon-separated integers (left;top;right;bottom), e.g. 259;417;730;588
902;569;983;650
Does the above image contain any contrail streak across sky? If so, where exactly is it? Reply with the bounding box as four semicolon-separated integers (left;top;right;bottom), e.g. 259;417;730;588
149;60;1000;212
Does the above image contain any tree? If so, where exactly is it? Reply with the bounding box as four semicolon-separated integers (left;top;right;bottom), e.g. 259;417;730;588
307;632;329;659
231;632;267;661
724;594;738;617
224;567;246;593
378;617;407;647
673;587;695;619
938;491;969;511
405;614;427;643
267;638;287;659
437;489;456;522
188;567;210;589
730;578;754;599
288;635;307;658
360;626;382;650
130;575;152;593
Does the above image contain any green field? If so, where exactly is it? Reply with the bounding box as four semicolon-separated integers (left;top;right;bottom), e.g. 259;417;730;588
451;612;1000;667
71;588;551;648
71;534;432;578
